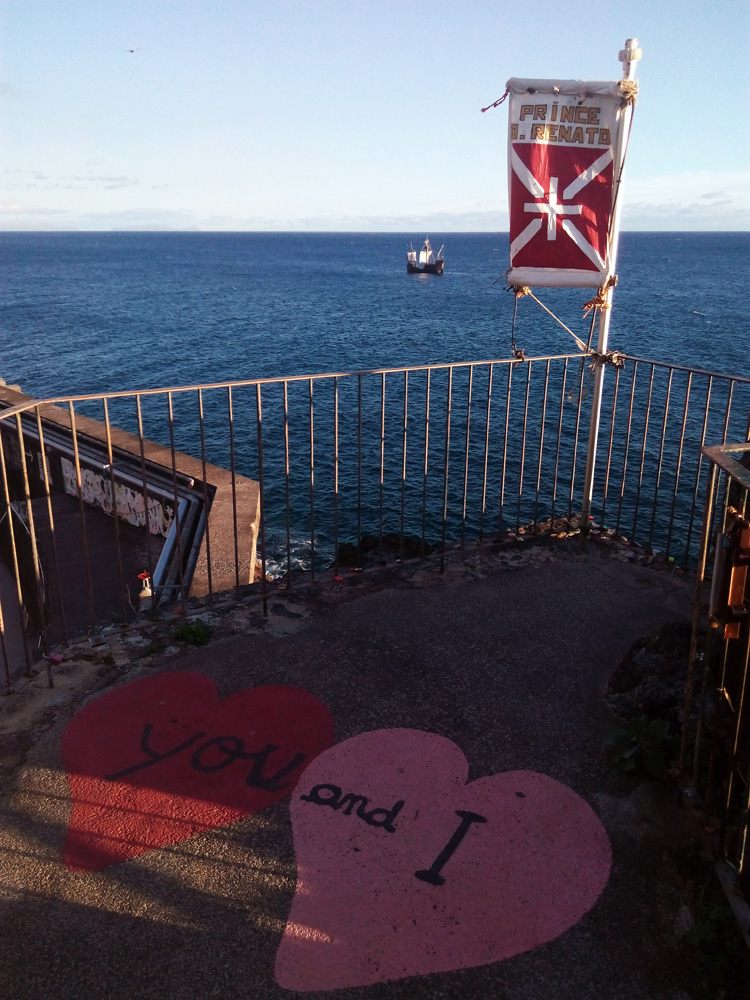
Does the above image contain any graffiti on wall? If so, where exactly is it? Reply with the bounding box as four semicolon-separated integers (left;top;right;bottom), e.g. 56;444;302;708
61;672;334;871
275;729;612;991
60;456;175;537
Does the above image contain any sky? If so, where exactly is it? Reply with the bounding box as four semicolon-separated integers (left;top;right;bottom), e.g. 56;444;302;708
1;0;748;232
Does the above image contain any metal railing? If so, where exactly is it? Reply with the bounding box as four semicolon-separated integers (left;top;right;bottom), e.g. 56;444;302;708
1;350;749;691
681;440;750;884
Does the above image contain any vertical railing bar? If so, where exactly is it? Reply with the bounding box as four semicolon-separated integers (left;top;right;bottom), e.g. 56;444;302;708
647;368;673;549
737;754;750;877
721;642;750;860
101;400;128;623
719;379;735;443
333;377;340;575
500;364;513;526
704;478;735;828
736;486;750;875
630;363;655;543
197;389;214;601
308;379;316;582
440;367;453;572
356;374;362;567
13;413;48;655
600;365;620;528
722;488;750;850
479;363;494;543
282;381;292;587
134;395;155;592
400;371;409;561
615;361;639;536
680;460;718;772
684;377;714;567
68;402;96;626
704;634;732;820
166;392;186;610
226;387;240;589
0;431;33;676
379;373;386;564
461;365;473;546
35;408;67;641
516;361;531;533
710;381;736;537
421;370;431;556
0;600;10;694
550;358;569;527
665;373;692;560
567;356;588;524
533;359;550;532
255;384;268;615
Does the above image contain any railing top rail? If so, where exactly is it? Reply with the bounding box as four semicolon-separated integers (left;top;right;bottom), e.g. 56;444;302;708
702;441;750;490
621;353;750;385
2;351;747;426
0;352;585;423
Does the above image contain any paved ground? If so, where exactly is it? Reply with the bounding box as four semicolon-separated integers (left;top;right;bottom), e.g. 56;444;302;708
0;540;717;999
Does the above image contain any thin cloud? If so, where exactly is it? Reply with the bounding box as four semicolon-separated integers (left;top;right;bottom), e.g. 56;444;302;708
2;169;140;191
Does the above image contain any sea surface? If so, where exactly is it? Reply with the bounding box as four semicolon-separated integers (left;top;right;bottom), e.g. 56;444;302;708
1;232;749;570
1;231;748;396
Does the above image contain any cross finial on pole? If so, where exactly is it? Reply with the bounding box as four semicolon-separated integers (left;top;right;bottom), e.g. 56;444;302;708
619;38;642;81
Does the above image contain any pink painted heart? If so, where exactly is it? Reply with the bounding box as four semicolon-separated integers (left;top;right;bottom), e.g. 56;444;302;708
62;672;333;871
275;729;611;991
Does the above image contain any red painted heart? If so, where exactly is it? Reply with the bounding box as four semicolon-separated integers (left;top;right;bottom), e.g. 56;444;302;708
275;729;611;991
62;672;333;871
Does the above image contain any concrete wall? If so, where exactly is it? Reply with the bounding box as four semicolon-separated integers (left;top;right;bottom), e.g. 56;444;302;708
0;385;261;604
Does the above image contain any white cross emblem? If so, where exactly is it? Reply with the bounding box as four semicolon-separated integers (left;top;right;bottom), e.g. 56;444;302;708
511;148;614;268
524;176;582;240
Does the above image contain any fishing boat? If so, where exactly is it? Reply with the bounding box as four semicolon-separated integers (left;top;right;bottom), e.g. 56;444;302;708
406;238;445;275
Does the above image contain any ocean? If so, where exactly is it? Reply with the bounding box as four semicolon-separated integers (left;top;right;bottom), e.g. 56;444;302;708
1;231;748;396
1;231;749;569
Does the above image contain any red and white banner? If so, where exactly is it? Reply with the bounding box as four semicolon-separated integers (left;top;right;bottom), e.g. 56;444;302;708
506;78;630;288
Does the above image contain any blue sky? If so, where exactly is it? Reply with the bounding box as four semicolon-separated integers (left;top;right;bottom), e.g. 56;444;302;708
2;0;748;231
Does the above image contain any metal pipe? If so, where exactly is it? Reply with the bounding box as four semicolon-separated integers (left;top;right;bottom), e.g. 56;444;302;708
461;366;473;545
101;400;128;622
166;392;187;609
479;363;494;542
440;367;453;572
283;381;292;585
255;384;268;615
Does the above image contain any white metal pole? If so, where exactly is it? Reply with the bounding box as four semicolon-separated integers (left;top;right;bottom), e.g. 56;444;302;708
580;38;642;530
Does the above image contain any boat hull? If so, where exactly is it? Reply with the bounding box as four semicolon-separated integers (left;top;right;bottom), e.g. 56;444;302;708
407;259;445;275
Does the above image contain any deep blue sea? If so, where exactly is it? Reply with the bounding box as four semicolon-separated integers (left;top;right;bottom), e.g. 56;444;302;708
1;232;749;570
1;231;748;395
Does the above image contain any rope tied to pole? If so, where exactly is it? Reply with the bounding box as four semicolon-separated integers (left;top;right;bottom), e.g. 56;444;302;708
508;284;589;353
508;285;527;359
481;89;509;113
589;350;625;370
582;286;613;317
618;79;638;106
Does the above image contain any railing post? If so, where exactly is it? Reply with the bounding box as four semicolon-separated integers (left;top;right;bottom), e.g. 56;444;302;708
581;38;641;527
581;298;613;528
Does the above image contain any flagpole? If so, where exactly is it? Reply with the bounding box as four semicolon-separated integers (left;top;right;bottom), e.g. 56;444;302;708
580;38;641;531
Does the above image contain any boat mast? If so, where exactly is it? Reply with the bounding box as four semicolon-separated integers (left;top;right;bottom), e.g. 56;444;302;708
580;38;641;529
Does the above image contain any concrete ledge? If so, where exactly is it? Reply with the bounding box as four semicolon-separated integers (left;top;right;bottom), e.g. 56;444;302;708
0;385;260;601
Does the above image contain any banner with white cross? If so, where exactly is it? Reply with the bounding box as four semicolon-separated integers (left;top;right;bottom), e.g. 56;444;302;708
506;78;632;288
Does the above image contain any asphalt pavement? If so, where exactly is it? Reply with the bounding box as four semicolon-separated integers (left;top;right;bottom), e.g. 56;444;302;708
0;543;707;1000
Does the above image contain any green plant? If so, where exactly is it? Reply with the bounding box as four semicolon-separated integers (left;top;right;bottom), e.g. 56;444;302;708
172;619;212;646
604;715;675;779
